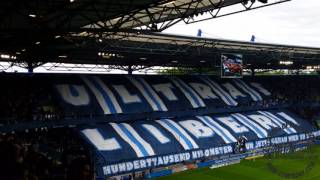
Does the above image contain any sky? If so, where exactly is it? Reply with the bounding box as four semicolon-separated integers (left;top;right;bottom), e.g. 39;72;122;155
164;0;320;47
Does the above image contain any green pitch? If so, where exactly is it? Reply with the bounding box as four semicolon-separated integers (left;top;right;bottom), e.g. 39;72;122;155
158;146;320;180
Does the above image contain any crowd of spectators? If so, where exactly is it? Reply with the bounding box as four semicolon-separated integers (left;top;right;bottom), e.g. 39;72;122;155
256;75;320;105
0;74;63;125
0;128;93;180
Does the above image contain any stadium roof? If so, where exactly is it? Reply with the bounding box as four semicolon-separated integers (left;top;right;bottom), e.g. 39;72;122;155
0;0;285;30
0;0;291;64
1;0;313;70
1;31;320;70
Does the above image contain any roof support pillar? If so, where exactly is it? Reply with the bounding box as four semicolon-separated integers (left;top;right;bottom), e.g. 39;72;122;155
27;62;34;73
128;65;132;75
251;68;255;77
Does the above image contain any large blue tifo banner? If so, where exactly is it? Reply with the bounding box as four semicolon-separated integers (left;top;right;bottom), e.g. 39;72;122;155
54;75;271;116
77;109;318;176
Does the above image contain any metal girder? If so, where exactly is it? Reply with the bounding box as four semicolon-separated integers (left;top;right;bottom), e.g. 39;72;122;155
0;62;151;74
183;0;291;24
82;0;291;31
2;31;320;70
0;0;292;64
0;0;291;32
37;63;113;73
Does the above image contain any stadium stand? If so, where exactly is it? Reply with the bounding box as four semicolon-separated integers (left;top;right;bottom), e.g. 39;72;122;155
1;73;320;179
